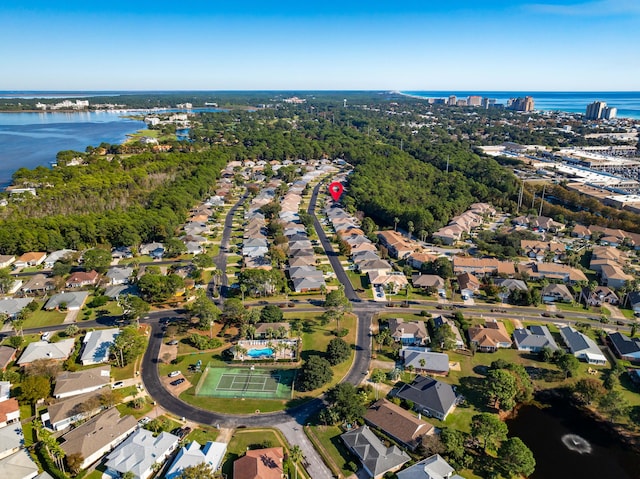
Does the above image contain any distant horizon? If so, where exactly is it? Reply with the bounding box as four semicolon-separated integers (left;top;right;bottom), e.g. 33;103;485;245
1;89;640;93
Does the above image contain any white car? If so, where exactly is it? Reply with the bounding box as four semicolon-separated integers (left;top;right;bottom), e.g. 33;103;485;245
138;417;151;426
168;371;181;378
112;381;125;389
41;332;52;342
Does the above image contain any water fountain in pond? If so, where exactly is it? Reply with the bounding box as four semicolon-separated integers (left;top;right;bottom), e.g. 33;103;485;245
561;434;593;454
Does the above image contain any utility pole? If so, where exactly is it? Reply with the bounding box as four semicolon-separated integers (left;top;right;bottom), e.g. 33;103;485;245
538;183;546;217
517;180;524;213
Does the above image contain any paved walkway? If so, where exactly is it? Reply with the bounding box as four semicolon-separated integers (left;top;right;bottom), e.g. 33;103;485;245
63;309;80;324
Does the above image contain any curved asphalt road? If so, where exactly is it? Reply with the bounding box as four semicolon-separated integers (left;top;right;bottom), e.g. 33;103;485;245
140;180;373;425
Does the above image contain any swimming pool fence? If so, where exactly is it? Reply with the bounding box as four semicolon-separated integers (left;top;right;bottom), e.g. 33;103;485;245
194;364;296;400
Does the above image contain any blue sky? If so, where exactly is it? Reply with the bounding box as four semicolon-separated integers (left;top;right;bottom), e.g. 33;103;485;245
1;0;639;90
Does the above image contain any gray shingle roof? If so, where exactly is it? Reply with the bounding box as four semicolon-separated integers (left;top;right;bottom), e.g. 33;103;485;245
341;426;410;477
396;376;456;419
513;325;559;351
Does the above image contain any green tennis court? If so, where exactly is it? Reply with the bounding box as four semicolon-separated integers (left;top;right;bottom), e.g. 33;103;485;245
194;365;296;400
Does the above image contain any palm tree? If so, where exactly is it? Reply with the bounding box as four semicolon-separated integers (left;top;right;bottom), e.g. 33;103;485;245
240;284;247;305
289;445;304;479
419;229;427;243
407;220;414;239
394;217;399;232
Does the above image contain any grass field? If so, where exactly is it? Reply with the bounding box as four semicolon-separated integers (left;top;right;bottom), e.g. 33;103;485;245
21;308;66;329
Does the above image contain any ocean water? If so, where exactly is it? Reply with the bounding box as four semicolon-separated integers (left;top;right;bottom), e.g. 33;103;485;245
402;91;640;120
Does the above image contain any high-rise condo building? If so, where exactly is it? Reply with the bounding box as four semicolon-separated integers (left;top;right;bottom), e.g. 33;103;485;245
586;101;607;120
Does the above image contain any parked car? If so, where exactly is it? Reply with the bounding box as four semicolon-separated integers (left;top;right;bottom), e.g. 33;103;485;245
168;371;181;378
167;339;179;346
112;381;125;389
170;378;185;386
41;332;52;342
138;416;151;426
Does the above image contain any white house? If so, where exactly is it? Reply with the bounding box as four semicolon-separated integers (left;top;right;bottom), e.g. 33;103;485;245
105;429;179;479
165;441;227;479
80;329;120;365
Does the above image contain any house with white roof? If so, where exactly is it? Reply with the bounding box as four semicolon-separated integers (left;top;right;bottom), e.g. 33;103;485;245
0;298;32;319
560;326;607;365
43;249;75;269
17;339;75;366
80;329;120;365
104;429;179;479
0;449;39;479
165;441;227;479
397;454;465;479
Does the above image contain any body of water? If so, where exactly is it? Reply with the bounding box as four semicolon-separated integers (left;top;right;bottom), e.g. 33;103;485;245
402;91;640;119
0;111;146;186
507;398;640;479
0;107;223;187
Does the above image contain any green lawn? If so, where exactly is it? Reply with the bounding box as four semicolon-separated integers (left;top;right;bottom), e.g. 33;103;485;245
21;308;66;329
111;361;138;381
307;425;355;478
185;426;220;444
116;397;153;418
82;301;123;322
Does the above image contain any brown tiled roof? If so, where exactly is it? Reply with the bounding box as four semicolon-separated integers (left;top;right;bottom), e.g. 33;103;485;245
0;398;19;423
468;320;511;348
234;447;284;479
365;399;434;450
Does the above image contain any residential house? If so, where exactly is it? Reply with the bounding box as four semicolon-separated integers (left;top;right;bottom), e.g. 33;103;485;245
0;449;39;479
600;263;633;290
580;286;619;307
559;326;607;365
341;426;410;479
627;291;640;316
13;252;46;269
44;291;89;311
105;266;133;285
396;375;457;420
233;447;285;479
59;409;137;470
0;298;32;319
388;318;429;346
0;417;24;460
377;231;415;259
530;216;565;233
608;332;640;362
520;240;566;261
104;284;138;299
16;339;75;366
80;329;120;365
370;272;409;294
571;225;591;239
412;274;445;292
0;347;16;371
166;441;227;479
397;454;466;479
43;249;75;269
432;224;466;245
452;257;516;277
468;320;512;352
0;396;20;430
104;429;180;479
20;274;56;296
513;326;559;352
432;316;465;349
457;272;480;300
407;252;438;270
401;349;449;376
42;389;104;431
541;284;574;303
358;259;393;277
0;255;15;269
520;262;588;284
364;399;434;451
139;242;164;256
292;276;325;293
65;270;99;289
53;365;111;399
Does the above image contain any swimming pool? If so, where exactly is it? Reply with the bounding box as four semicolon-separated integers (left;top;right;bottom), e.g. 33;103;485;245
247;348;274;358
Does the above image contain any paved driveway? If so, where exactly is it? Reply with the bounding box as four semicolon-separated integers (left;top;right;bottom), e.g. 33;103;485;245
277;421;333;479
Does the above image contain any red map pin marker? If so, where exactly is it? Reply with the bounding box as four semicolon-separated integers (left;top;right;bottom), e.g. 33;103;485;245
328;182;344;201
